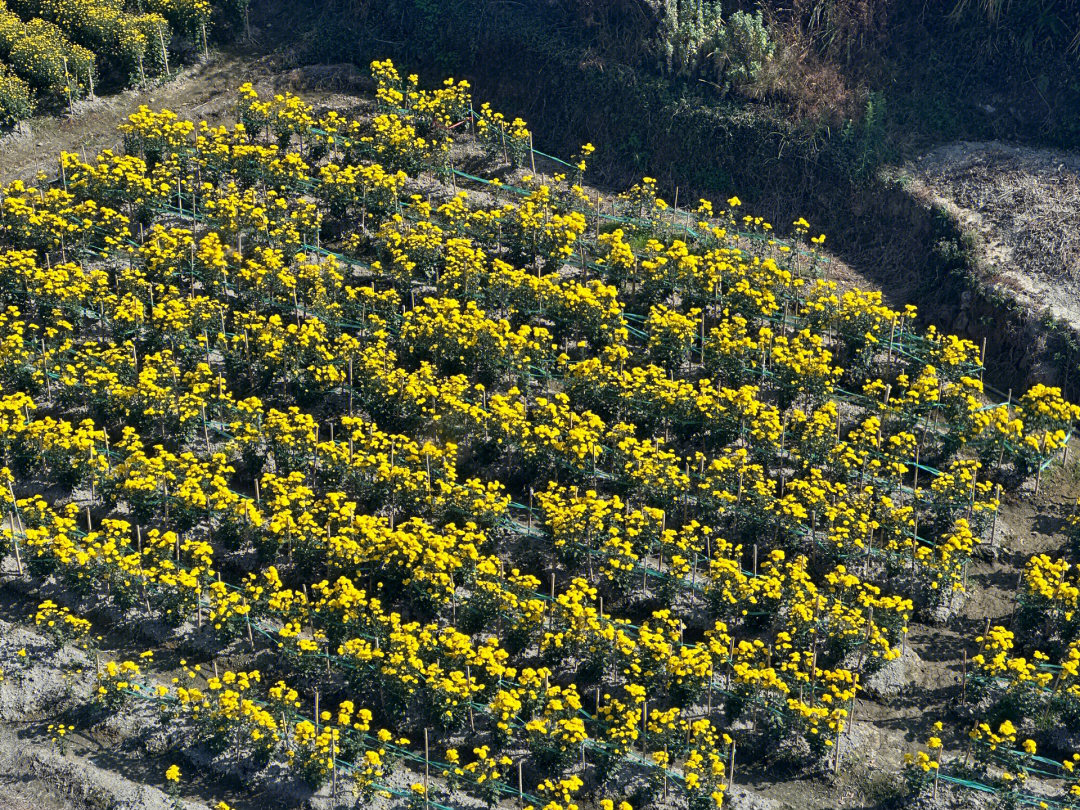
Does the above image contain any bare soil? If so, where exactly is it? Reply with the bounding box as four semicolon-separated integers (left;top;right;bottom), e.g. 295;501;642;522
906;141;1080;333
0;52;371;186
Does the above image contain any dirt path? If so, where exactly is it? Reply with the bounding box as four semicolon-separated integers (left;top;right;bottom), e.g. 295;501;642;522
0;51;372;186
1;54;247;184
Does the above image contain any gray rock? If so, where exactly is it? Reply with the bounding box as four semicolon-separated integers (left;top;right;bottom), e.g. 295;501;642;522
0;620;92;722
862;643;925;699
727;784;784;809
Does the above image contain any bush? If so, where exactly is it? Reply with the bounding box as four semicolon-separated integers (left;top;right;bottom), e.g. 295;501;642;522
655;1;775;93
717;10;775;91
0;4;97;101
657;0;726;80
0;67;33;128
7;0;169;83
144;0;213;44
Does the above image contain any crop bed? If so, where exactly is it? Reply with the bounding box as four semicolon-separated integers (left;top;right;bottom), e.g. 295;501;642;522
0;60;1078;810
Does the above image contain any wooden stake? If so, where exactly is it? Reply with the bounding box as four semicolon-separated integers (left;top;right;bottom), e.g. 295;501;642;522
200;404;211;453
62;58;73;118
331;731;337;798
467;665;475;732
642;701;648;752
990;484;1001;546
998;389;1012;471
834;722;843;773
961;650;967;705
246;602;255;650
424;728;430;810
158;27;170;78
40;339;52;398
6;507;23;576
663;745;669;800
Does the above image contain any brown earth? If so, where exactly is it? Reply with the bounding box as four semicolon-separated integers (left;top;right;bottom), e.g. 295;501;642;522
906;142;1080;336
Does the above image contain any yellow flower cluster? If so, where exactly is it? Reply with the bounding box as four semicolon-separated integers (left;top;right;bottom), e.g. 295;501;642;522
0;1;95;103
8;0;172;82
33;599;92;646
0;56;1075;810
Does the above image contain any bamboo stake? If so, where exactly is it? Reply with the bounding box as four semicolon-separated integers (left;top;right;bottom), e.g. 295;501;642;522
41;339;51;398
245;601;255;650
6;506;22;576
663;745;669;800
200;404;211;453
424;728;430;810
62;58;73;118
467;665;475;732
961;650;967;705
997;389;1012;472
990;483;1002;546
834;722;843;773
641;701;648;753
331;730;337;798
158;27;170;78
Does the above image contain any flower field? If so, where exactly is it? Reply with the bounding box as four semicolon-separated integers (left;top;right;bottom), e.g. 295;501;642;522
0;0;238;128
1;58;1079;810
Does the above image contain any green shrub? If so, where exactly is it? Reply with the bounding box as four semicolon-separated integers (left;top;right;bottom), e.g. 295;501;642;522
0;67;34;128
717;9;774;90
6;0;167;83
0;4;96;100
657;0;726;80
950;0;1080;56
655;1;774;92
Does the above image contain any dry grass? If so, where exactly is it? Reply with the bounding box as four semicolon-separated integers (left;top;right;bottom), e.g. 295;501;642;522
907;141;1080;333
753;11;867;124
919;145;1080;284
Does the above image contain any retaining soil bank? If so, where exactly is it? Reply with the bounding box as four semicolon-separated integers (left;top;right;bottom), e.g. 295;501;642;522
795;159;1080;404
